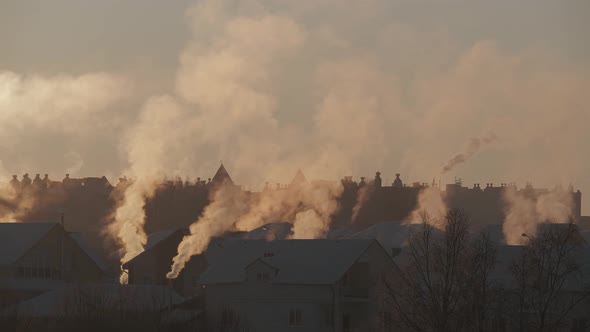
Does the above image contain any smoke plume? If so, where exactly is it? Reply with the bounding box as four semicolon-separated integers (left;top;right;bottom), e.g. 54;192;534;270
407;187;447;228
351;184;373;223
442;134;497;174
167;178;343;278
167;182;250;279
502;185;574;245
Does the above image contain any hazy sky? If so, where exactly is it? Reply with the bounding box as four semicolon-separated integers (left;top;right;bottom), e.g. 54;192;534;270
1;0;589;213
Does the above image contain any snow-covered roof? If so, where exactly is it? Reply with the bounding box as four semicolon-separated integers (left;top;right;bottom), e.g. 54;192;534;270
2;283;184;317
0;222;57;266
348;220;443;247
199;239;378;285
240;222;292;240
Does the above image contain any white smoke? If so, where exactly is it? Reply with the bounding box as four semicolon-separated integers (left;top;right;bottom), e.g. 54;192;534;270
406;187;447;228
502;185;575;245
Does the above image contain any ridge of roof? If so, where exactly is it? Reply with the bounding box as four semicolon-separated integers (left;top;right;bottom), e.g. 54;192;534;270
200;239;377;285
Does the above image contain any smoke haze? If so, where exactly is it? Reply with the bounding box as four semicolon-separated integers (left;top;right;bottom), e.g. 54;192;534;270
2;1;589;264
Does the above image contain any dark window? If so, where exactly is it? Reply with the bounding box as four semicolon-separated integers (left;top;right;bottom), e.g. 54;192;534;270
343;314;351;332
257;272;270;282
221;308;237;327
379;312;392;330
289;309;303;326
572;319;587;332
325;306;333;327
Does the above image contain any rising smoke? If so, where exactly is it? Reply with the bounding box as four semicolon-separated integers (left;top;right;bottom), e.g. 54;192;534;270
0;71;130;222
502;185;575;245
3;1;587;279
407;186;447;228
167;177;343;278
442;134;497;174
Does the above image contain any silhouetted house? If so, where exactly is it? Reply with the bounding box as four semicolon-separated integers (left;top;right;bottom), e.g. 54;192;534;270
210;163;234;187
241;222;293;240
122;229;209;297
289;169;307;188
348;221;444;256
199;239;397;332
2;283;183;319
81;176;112;191
0;222;108;308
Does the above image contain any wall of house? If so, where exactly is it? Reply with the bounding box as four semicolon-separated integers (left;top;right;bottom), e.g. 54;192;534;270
205;283;334;332
203;241;399;332
127;232;208;297
335;241;398;331
11;226;103;282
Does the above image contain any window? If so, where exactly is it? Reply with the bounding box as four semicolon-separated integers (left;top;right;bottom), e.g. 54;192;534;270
572;319;587;332
343;314;351;332
379;312;392;330
221;308;237;327
324;306;333;327
257;272;270;282
288;309;303;327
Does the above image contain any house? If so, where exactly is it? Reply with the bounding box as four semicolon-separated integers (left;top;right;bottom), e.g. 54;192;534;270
122;229;210;297
348;220;444;257
0;284;186;331
199;239;398;332
0;222;107;308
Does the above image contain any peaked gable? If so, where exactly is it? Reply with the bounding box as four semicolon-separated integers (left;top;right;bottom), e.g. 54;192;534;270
0;222;58;266
211;164;234;186
289;169;307;187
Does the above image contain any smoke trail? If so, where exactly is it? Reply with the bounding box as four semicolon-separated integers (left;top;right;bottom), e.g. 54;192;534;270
167;182;249;279
406;186;447;228
502;185;574;245
351;183;373;223
167;177;343;278
441;133;497;174
108;95;188;283
291;209;326;239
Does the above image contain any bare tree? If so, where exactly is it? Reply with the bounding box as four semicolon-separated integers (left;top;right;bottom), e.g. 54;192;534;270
385;210;491;332
511;218;590;332
468;230;499;332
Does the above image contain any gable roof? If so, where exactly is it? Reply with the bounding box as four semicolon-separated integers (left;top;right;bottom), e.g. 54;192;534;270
348;220;443;247
0;222;58;265
199;239;378;285
69;233;110;273
289;169;307;187
211;163;233;185
122;229;187;267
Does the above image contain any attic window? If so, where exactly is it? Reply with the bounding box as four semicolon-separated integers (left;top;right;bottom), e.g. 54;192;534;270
263;252;274;257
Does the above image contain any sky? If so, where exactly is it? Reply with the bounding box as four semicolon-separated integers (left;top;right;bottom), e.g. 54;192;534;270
1;0;589;214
